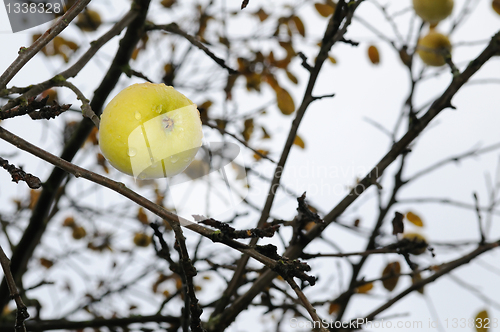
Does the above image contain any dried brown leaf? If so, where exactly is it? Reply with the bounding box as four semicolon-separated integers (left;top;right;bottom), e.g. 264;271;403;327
293;135;305;149
494;0;500;15
291;16;305;37
286;70;298;84
381;261;401;292
255;8;269;21
242;118;254;141
314;3;334;17
356;282;373;294
406;211;424;227
368;45;380;64
475;310;489;332
137;207;149;225
276;88;295;115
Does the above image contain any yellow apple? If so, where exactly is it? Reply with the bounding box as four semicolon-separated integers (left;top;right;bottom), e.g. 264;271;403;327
99;83;203;179
413;0;454;23
417;30;452;66
133;233;152;247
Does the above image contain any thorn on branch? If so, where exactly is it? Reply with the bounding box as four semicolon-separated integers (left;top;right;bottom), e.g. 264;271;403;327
0;157;41;189
444;50;460;77
199;218;280;239
340;37;359;46
443;101;457;110
311;93;335;101
297;52;313;72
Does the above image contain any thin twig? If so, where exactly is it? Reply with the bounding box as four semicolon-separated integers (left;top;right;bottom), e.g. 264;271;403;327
407;141;500;183
0;245;29;332
148;23;238;74
56;80;100;128
0;125;281;271
0;0;152;311
301;247;400;258
0;97;70;120
0;314;181;331
0;0;92;90
0;157;41;189
396;197;500;216
210;1;361;324
1;9;138;112
203;121;276;163
214;29;500;330
355;241;500;330
161;222;206;332
285;277;328;332
473;193;485;244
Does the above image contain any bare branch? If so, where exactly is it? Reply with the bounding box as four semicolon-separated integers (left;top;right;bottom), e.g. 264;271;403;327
0;0;92;90
55;80;100;128
0;157;41;189
148;23;238;74
0;245;29;332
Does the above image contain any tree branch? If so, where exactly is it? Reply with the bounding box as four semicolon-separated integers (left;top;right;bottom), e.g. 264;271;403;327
0;0;153;310
148;23;238;74
0;245;29;332
0;0;91;90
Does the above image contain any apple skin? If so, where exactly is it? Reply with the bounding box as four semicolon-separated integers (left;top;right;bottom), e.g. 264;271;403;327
99;83;203;179
413;0;454;23
417;30;451;67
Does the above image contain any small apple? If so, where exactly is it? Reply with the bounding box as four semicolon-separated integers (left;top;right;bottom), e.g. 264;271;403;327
99;83;203;179
133;233;152;247
417;30;452;67
413;0;454;23
402;232;428;255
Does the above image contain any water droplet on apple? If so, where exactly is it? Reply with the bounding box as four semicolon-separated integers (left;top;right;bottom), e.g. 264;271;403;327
127;148;137;157
170;155;179;163
135;111;142;120
183;158;191;162
154;105;163;113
